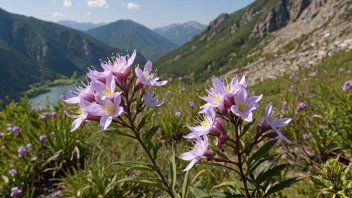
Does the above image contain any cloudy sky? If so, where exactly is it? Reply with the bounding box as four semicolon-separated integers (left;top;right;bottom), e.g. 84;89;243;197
0;0;255;28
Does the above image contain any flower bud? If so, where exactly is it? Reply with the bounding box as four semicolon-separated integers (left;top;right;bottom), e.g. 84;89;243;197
264;132;278;139
134;80;144;91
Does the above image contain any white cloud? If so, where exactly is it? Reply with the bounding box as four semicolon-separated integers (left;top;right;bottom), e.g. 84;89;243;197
122;2;140;12
63;0;72;7
86;12;92;15
87;0;109;8
52;12;66;17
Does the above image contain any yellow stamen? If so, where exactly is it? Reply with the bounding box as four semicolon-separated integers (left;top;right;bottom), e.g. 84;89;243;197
104;88;113;97
213;95;221;104
201;121;209;128
238;103;247;112
104;105;115;115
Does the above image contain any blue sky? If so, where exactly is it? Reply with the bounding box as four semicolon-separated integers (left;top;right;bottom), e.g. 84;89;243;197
0;0;255;28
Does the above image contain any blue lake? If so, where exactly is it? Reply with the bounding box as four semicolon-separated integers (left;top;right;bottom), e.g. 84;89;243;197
29;84;76;109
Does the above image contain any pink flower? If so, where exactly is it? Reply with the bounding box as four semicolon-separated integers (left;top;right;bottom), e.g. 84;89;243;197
231;88;262;122
143;89;165;107
135;60;167;88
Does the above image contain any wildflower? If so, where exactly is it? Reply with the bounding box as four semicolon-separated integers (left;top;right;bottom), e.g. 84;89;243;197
18;146;26;157
297;103;307;111
175;112;181;117
291;84;294;89
40;135;47;144
10;187;22;197
342;80;351;92
40;113;49;119
282;101;288;109
135;60;167;88
340;68;344;72
26;143;32;152
178;77;183;81
166;90;171;95
319;125;324;129
62;83;95;104
86;96;124;130
51;131;56;136
51;112;56;118
6;124;12;131
1;146;5;149
0;132;5;138
65;96;91;132
181;88;186;92
308;71;317;76
303;134;310;140
92;73;119;100
349;161;352;167
290;73;296;79
179;135;214;171
12;126;20;133
259;103;291;142
189;101;195;109
231;88;262;122
143;89;165;107
184;110;215;139
9;169;16;177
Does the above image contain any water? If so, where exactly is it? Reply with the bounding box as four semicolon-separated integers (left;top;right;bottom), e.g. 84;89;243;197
29;84;75;109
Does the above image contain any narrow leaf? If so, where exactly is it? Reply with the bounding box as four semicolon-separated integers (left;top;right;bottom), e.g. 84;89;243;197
190;187;209;198
239;119;255;139
117;177;166;191
248;139;277;167
256;164;287;185
182;170;190;198
265;177;303;197
108;161;156;172
143;126;160;143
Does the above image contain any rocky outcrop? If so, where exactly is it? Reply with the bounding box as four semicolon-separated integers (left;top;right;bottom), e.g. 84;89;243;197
252;0;290;38
289;0;312;22
205;13;229;32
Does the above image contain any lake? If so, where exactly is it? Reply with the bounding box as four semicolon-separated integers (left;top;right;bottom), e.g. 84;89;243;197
29;84;76;109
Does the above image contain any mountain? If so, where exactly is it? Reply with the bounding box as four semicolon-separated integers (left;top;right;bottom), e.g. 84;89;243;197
57;20;106;31
154;0;352;84
154;21;207;46
86;20;178;61
0;8;145;101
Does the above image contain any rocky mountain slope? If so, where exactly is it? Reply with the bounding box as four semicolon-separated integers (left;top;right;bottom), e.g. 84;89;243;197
0;8;145;101
154;0;352;84
57;20;106;31
86;20;178;61
154;21;206;45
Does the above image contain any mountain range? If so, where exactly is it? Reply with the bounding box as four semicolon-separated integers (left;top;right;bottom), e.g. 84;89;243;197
86;20;179;61
57;20;106;31
154;0;352;84
154;21;207;45
0;8;145;101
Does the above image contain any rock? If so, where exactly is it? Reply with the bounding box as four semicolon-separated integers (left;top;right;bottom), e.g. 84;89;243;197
289;0;312;22
205;13;229;32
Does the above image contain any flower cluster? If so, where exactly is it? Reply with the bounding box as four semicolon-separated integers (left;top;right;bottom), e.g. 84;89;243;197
343;80;351;92
179;76;291;170
62;50;167;131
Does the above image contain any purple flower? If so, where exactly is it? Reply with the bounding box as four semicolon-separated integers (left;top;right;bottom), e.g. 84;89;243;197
340;68;344;72
319;125;324;129
40;135;47;144
308;71;317;76
175;112;181;117
183;110;215;139
10;187;22;197
143;89;165;107
51;112;56;118
178;77;183;81
342;80;351;92
1;146;5;149
12;126;20;133
86;96;124;131
7;126;12;131
0;132;5;138
189;101;195;109
297;103;307;111
135;60;167;88
291;84;294;89
51;131;56;136
40;113;49;119
9;169;16;177
26;143;32;152
62;83;95;105
65;96;90;132
282;101;288;109
349;161;352;167
18;146;26;157
303;134;310;140
92;73;119;100
179;135;214;171
290;73;296;79
259;103;291;142
230;88;262;122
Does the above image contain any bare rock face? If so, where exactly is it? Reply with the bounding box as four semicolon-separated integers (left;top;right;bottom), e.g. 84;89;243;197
252;0;290;38
289;0;312;22
205;13;229;32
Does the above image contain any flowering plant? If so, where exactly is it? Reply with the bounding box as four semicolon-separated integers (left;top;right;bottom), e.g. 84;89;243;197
179;76;300;197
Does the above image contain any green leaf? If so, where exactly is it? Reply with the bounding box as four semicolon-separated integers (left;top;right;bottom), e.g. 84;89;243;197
248;155;276;175
117;177;166;191
239;119;255;139
191;169;205;184
138;111;153;131
264;177;303;197
256;164;287;185
209;192;245;197
169;150;177;194
248;139;277;167
209;144;229;160
143;126;160;143
182;170;190;198
190;187;209;198
108;161;156;172
210;181;235;192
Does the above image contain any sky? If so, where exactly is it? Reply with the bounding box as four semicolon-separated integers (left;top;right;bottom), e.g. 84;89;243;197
0;0;255;29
